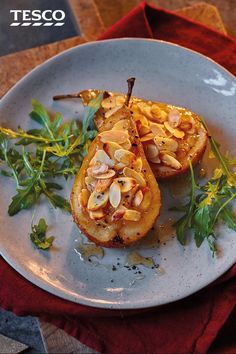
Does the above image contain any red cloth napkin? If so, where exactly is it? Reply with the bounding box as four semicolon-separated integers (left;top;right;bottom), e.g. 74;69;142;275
1;2;236;353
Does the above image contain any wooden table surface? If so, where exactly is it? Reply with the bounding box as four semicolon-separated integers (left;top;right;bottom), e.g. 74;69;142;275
0;1;231;353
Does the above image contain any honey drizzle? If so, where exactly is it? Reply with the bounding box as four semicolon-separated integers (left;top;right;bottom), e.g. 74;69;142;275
127;251;156;268
76;243;104;261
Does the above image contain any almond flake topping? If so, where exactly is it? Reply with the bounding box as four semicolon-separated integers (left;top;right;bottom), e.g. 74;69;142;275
148;155;161;164
112;119;130;131
132;189;143;207
99;130;129;144
90;149;114;167
109;182;121;208
101;96;117;109
150;122;167;137
93;169;116;180
160;153;182;170
85;176;97;192
168;109;181;127
105;141;123;160
154;136;178;152
95;178;113;193
164;121;185;139
114;177;136;193
87;191;109;211
105;105;123;118
87;163;108;176
123;167;146;187
123;209;141;221
111;208;126;222
114;149;135;165
132;157;143;172
145;144;159;159
150;104;168;122
121;139;132;150
140;133;155;142
89;210;105;220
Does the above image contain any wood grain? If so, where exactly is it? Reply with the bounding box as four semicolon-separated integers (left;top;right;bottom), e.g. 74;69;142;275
0;36;85;98
69;0;106;40
176;2;227;34
39;321;98;354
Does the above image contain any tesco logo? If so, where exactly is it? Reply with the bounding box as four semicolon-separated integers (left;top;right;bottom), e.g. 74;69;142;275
10;9;65;27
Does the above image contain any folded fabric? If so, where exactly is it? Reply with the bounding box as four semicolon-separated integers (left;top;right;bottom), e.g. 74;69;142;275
1;2;236;354
99;2;236;76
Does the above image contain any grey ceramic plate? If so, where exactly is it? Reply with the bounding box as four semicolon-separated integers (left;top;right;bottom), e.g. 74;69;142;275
0;39;236;309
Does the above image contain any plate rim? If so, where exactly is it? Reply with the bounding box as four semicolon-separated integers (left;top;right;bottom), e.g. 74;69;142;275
1;38;235;103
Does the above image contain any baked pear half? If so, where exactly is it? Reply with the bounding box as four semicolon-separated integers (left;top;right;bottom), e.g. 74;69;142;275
71;105;161;247
80;90;208;180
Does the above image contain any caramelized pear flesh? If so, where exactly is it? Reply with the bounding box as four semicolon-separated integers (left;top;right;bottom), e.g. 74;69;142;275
71;106;161;248
80;90;208;180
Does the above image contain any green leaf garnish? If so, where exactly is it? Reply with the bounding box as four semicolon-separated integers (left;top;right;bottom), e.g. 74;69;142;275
0;95;103;250
173;118;236;255
30;218;55;250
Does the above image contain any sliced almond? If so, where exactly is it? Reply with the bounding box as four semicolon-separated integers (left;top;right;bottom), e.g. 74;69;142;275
140;189;152;210
109;182;121;208
164;121;185;139
151;104;168;122
137;122;151;137
179;120;193;131
168;109;181;127
114;177;137;193
111;208;126;222
93;169;116;180
123;167;146;187
131;157;143;172
154;136;178;152
87;163;108;176
95;178;113;193
104;141;123;160
90;149;114;167
114;149;135;165
101;96;116;109
87;190;109;211
145;144;159;159
137;102;153;119
140;133;155;142
115;95;126;106
161;153;182;170
123;209;141;221
160;149;176;158
132;189;143;207
187;116;196;134
133;113;149;126
105;105;123;118
79;189;90;208
112;119;130;131
148;155;161;164
149;122;167;137
120;139;132;150
85;176;97;192
99;130;129;144
114;162;126;170
89;210;105;220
